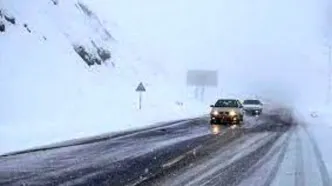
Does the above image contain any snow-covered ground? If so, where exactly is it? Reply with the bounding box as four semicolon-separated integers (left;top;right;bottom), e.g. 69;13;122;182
0;0;207;154
295;105;332;179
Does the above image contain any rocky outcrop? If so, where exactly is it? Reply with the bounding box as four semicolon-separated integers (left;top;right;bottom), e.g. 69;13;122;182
0;21;5;32
73;45;102;66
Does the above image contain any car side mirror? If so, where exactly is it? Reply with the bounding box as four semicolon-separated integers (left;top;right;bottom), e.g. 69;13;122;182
210;105;214;107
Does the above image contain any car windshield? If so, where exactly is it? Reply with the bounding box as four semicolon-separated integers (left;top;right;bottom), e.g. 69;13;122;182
243;100;261;105
215;100;239;107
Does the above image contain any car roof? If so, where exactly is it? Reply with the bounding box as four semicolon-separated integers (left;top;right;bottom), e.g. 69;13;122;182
217;99;239;101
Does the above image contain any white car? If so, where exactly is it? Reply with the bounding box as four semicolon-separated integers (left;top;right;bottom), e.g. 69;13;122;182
210;99;244;125
242;99;263;116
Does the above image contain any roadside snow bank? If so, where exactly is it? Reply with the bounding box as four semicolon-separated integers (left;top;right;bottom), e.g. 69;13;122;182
0;100;206;155
295;105;332;178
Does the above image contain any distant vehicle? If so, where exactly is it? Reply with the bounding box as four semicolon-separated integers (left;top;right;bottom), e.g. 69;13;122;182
242;99;263;116
210;99;244;125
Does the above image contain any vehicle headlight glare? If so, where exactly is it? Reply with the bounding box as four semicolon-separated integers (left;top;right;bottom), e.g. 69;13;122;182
229;110;236;116
213;111;219;115
212;125;221;134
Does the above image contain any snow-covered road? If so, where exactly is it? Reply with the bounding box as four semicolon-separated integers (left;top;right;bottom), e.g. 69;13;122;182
240;123;331;186
0;113;330;186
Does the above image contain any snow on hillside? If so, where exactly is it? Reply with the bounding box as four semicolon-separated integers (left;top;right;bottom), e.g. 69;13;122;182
0;0;206;154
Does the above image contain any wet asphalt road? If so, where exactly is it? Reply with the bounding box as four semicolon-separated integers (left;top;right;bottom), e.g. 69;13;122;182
0;113;313;186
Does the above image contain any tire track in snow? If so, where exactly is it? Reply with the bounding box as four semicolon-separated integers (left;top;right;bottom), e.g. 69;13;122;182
237;130;292;186
200;133;283;186
0;118;210;186
295;128;305;186
184;133;273;186
261;128;293;186
133;127;245;186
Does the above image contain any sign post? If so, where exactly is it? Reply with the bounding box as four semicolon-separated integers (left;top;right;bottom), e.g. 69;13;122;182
136;82;146;110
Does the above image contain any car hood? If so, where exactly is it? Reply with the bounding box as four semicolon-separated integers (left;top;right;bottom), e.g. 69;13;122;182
211;107;241;113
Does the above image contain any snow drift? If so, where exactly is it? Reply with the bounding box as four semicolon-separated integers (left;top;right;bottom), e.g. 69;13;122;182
0;0;206;154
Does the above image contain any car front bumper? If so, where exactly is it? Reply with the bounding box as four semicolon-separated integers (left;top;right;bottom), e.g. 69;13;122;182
210;114;241;124
244;109;262;115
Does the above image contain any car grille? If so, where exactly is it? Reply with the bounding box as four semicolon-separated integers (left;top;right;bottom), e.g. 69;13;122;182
219;111;229;115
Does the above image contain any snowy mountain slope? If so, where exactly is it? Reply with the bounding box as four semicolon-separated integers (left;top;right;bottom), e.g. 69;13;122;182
0;0;205;154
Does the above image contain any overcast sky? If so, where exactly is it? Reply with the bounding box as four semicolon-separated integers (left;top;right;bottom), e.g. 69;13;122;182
90;0;329;105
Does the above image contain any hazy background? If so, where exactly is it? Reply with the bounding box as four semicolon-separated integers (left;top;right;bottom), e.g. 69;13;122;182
92;0;329;105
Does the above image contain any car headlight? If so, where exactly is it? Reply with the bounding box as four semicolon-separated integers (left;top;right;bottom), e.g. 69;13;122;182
212;125;221;134
229;110;236;116
212;111;219;116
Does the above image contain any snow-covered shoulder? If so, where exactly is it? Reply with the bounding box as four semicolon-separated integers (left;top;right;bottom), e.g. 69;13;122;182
294;105;332;179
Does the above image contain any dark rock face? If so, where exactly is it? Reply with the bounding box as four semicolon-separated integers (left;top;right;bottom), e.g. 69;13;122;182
97;47;111;62
77;2;93;17
0;22;5;32
0;9;16;25
51;0;58;5
73;45;102;66
23;23;31;33
91;41;112;63
4;15;15;25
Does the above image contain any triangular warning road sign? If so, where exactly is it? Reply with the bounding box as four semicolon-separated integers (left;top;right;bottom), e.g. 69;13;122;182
136;82;146;92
